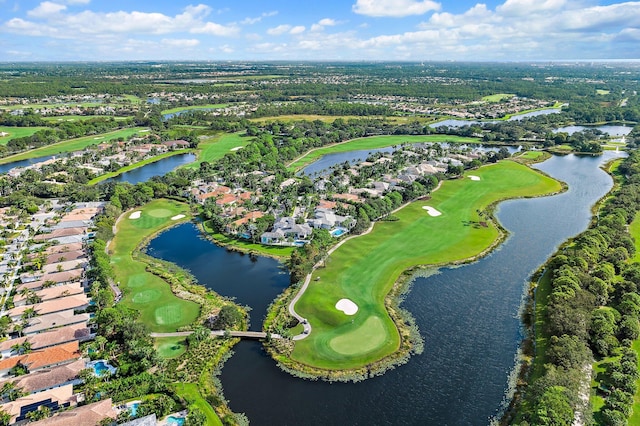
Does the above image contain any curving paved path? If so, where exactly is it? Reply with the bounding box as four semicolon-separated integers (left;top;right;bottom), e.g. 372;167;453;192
287;181;443;340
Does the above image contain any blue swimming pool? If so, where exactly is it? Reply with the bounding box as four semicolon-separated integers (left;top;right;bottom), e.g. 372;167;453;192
330;228;346;237
166;415;185;425
129;402;140;417
88;360;117;377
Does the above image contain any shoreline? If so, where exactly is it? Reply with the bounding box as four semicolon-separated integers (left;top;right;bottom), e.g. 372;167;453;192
265;158;566;381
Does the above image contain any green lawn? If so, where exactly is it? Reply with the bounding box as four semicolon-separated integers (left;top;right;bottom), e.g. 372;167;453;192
202;221;294;259
0;127;147;164
110;199;200;332
42;115;131;122
186;132;252;168
161;104;229;115
291;161;562;369
482;93;515;102
0;126;47;145
87;149;192;185
288;134;480;171
518;151;545;160
173;383;222;426
155;337;188;359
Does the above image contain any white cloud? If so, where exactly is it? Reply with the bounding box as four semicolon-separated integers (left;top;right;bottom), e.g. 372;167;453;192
318;18;338;26
497;0;567;16
352;0;441;17
267;24;291;35
161;38;200;48
241;11;277;25
289;25;305;34
28;2;67;18
6;3;239;38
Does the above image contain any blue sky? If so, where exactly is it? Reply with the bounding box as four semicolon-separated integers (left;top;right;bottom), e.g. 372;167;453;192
0;0;639;61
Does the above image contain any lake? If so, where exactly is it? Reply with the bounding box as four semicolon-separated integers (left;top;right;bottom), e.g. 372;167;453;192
429;108;562;128
104;153;195;184
148;151;622;425
553;124;633;137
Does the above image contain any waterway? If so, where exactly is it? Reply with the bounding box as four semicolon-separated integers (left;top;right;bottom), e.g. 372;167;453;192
0;154;57;175
148;151;623;425
301;144;521;177
103;153;195;185
553;124;633;137
429;108;562;128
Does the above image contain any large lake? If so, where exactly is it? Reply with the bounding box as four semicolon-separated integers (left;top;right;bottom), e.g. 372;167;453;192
148;152;622;425
103;153;195;185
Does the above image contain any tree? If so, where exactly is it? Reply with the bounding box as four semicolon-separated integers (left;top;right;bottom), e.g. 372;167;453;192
0;409;10;426
1;382;26;401
212;305;243;330
531;386;574;426
25;405;51;421
185;407;207;426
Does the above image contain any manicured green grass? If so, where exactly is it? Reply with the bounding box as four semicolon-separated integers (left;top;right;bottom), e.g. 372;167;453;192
482;93;515;102
87;150;192;185
0;126;47;145
630;340;640;425
110;199;199;332
518;151;545;160
42;115;131;122
173;383;222;426
630;216;640;268
155;337;188;359
597;89;611;95
249;115;437;125
292;161;562;369
161;104;229;115
202;221;294;258
186;132;252;168
0;127;147;164
288;134;480;171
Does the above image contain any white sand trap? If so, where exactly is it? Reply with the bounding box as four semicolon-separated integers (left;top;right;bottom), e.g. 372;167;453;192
422;206;442;217
129;211;142;219
230;146;243;151
171;214;185;221
140;129;150;132
336;299;358;315
469;175;481;181
93;137;104;140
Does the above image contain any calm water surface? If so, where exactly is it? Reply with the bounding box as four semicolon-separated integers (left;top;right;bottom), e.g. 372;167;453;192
105;153;195;184
149;152;623;425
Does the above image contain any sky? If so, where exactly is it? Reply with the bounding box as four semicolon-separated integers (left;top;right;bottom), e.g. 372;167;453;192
0;0;639;61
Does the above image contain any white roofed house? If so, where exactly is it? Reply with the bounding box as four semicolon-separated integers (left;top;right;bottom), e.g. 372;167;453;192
260;217;312;245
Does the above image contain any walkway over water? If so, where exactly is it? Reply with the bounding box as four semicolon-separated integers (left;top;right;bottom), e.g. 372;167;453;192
150;330;282;340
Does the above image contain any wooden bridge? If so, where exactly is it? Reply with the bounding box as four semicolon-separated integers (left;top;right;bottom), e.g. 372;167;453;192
150;330;282;340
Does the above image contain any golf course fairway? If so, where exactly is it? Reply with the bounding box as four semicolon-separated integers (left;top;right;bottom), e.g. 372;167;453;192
110;199;200;333
290;160;562;371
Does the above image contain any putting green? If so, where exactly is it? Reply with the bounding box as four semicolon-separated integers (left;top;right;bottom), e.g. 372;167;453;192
148;208;172;218
155;304;185;325
291;161;562;370
329;316;386;355
132;289;161;304
111;199;199;332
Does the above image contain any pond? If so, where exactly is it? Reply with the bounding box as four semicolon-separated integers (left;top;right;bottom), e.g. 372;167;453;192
429;108;562;128
553;124;633;137
104;153;195;185
149;151;623;425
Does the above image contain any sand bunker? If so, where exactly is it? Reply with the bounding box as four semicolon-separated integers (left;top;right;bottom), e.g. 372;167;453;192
469;175;481;181
230;146;243;151
422;206;442;217
336;298;358;315
93;137;104;140
129;211;142;219
171;214;186;221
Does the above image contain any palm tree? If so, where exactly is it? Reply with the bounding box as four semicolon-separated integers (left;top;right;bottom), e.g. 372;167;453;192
11;341;31;355
25;406;51;421
1;382;26;401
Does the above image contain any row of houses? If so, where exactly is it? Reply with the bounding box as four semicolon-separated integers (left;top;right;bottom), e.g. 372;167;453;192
0;203;124;425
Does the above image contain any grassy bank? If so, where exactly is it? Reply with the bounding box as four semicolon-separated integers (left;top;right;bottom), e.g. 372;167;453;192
287;134;480;171
0;126;47;145
109;199;199;332
161;104;229;115
201;220;294;259
0;127;147;164
290;161;562;371
87;149;192;185
187;132;252;168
